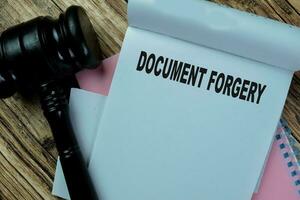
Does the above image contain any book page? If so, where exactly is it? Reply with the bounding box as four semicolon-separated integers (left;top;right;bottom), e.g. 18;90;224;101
88;26;293;200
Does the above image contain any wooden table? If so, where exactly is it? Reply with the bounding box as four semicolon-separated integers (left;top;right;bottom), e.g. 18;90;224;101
0;0;299;199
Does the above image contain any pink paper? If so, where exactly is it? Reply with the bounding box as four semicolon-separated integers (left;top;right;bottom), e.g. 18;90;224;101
77;55;300;200
76;54;119;96
252;127;300;200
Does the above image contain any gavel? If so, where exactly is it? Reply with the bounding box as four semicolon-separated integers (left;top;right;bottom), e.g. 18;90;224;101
0;6;100;200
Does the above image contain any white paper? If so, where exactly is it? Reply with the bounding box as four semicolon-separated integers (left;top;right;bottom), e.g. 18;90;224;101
86;0;300;199
51;88;274;198
129;0;300;71
88;26;292;200
254;134;274;193
53;77;269;199
52;88;107;199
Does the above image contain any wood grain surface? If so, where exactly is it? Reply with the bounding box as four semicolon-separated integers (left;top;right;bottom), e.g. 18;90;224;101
0;0;299;199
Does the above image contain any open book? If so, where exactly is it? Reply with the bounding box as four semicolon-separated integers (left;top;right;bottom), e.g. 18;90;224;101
57;0;300;199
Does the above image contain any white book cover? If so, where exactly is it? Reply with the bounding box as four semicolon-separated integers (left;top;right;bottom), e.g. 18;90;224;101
64;0;300;199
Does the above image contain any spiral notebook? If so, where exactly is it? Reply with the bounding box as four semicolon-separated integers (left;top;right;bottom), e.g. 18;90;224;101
279;121;300;195
252;120;300;200
52;55;300;200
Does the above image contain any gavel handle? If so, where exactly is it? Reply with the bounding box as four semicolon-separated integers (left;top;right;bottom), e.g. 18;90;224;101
39;81;98;200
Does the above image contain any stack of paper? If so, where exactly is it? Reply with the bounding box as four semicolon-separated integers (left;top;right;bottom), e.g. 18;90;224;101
53;55;300;200
53;0;300;199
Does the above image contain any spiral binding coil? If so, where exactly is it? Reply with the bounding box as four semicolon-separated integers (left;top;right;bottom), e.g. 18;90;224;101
277;120;300;195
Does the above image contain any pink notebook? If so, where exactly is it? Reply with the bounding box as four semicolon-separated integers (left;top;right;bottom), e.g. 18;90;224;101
76;55;300;200
252;122;300;200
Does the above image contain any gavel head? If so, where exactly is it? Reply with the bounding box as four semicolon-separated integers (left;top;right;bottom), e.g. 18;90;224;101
0;5;101;98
